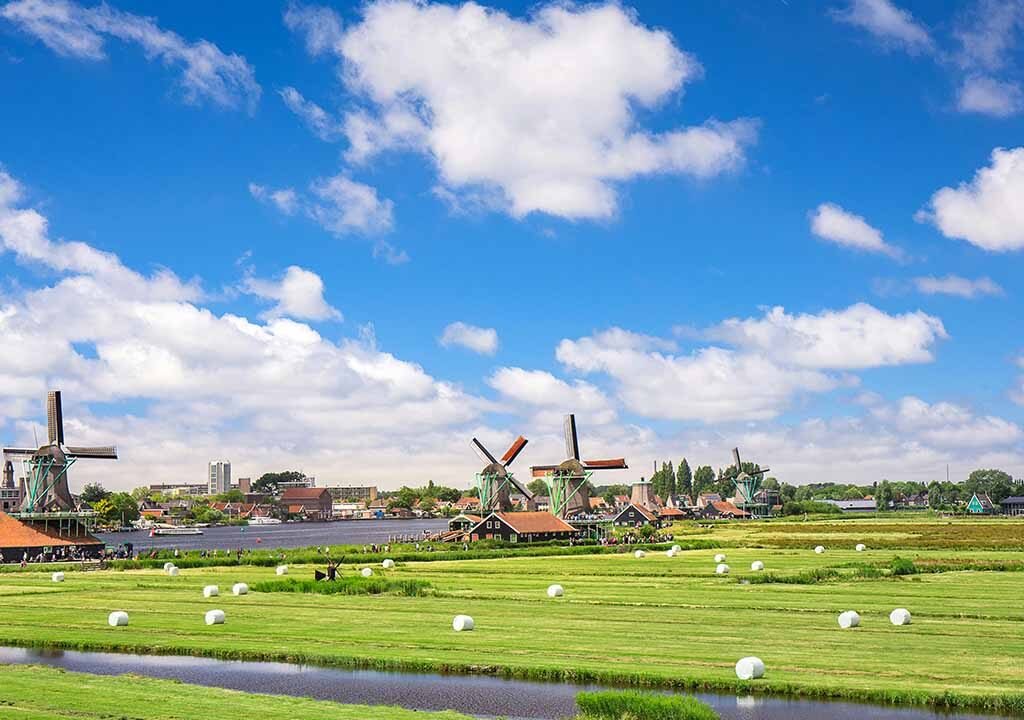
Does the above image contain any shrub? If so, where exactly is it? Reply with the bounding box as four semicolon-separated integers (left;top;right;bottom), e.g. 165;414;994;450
252;577;431;597
576;690;719;720
890;557;918;576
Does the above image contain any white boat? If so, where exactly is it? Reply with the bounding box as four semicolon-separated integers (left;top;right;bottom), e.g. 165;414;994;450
151;527;204;536
247;516;282;526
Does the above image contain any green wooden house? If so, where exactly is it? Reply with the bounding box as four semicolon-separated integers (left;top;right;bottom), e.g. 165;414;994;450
966;492;995;514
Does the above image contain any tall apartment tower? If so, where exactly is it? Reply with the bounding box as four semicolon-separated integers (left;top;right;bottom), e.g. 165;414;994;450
208;461;231;495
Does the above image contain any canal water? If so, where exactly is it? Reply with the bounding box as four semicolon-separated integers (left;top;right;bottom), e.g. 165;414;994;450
0;647;1002;720
95;518;450;552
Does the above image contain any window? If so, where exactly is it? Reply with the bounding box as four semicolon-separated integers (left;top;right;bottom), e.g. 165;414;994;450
486;521;492;529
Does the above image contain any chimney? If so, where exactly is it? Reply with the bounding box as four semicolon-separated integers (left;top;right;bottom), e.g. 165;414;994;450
3;461;12;489
238;477;251;494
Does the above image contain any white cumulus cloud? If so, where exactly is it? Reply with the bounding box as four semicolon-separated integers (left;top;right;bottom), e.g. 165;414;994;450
242;265;342;322
1;0;260;111
287;0;757;220
810;202;903;259
918;147;1024;252
957;75;1024;117
439;322;498;355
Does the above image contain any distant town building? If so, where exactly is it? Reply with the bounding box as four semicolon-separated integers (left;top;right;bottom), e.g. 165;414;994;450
613;503;658;527
236;477;251;494
208;461;231;495
149;483;208;497
324;485;378;502
1001;496;1024;517
470;511;577;542
1;461;23;512
967;492;995;514
280;487;333;520
278;475;315;490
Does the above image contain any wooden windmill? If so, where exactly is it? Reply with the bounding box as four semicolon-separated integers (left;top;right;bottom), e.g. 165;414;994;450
470;434;533;513
3;391;118;515
728;447;769;517
531;414;627;519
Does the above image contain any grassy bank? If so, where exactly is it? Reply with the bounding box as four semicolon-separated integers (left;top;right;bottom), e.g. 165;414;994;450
0;664;473;719
1;539;1023;714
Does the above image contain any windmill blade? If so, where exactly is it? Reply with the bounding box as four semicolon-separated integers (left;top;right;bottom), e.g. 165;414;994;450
65;446;118;460
470;438;498;465
506;473;534;499
47;390;64;446
2;447;36;457
732;447;742;472
563;414;580;461
583;458;628;470
500;436;528;467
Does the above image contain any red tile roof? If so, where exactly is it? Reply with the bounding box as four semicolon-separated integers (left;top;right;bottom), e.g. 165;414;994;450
280;488;331;501
488;511;575;534
0;512;102;549
712;500;750;517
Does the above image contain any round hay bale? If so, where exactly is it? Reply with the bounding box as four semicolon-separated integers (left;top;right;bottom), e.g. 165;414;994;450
163;562;175;572
167;566;179;576
547;584;564;598
750;561;765;571
671;544;681;553
452;614;474;632
889;608;912;626
666;548;677;558
107;611;129;627
382;559;395;569
361;567;373;578
715;563;730;575
856;543;866;552
714;553;727;563
275;565;288;576
735;656;765;680
231;583;248;596
838;610;861;629
204;609;225;625
51;571;65;583
634;549;646;559
814;545;825;554
202;585;219;598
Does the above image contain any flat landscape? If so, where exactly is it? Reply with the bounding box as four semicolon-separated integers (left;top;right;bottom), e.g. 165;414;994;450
1;517;1022;715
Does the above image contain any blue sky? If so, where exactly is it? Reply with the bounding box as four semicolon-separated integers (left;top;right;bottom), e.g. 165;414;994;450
1;0;1022;491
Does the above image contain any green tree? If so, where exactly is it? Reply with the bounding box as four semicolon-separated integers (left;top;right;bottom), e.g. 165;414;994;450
130;486;152;501
527;478;548;497
80;483;110;504
252;471;307;495
965;469;1015;503
214;489;244;503
433;486;461;503
876;480;893;511
677;459;693;500
94;492;139;525
692;465;715;497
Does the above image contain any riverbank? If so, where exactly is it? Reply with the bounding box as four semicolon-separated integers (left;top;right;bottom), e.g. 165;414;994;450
0;664;473;720
1;541;1022;714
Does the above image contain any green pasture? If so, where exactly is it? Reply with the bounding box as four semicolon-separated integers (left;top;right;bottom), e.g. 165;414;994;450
0;528;1023;713
0;664;472;720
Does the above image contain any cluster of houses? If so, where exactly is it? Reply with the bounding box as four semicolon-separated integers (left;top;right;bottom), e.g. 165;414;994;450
439;480;757;544
138;486;337;524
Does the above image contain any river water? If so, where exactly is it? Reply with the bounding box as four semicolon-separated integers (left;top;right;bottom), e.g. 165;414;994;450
95;518;450;551
0;647;1002;720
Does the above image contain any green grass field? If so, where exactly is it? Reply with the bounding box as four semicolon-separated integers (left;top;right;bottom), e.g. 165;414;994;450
0;664;472;719
1;517;1022;715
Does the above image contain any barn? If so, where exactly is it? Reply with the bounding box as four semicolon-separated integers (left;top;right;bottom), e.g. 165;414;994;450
469;511;577;543
613;503;658;527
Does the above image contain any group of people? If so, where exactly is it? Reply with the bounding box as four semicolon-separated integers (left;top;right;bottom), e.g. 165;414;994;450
0;545;99;566
602;531;676;545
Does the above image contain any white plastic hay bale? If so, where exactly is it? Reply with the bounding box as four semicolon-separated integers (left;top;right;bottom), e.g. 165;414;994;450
666;548;677;558
360;567;373;578
382;559;396;569
204;609;225;625
715;563;730;575
51;571;65;583
452;614;474;632
167;565;179;576
838;610;861;629
751;561;765;571
202;585;219;598
814;545;825;554
735;656;765;680
107;611;129;627
856;543;866;552
163;562;175;572
231;582;248;596
889;608;912;626
714;553;727;563
275;565;288;576
634;549;646;559
671;544;681;553
547;584;564;598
